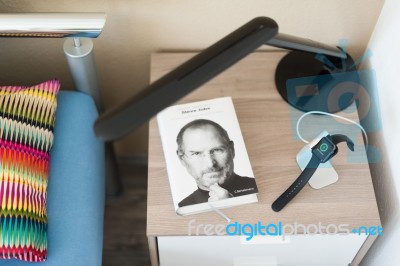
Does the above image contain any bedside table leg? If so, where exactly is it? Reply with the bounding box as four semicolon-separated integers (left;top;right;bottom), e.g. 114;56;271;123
148;236;159;266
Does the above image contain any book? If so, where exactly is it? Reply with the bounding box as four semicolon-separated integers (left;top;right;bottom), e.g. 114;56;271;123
157;97;258;216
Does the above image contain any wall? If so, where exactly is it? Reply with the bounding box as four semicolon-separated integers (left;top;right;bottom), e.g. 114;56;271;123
0;0;384;157
361;0;400;264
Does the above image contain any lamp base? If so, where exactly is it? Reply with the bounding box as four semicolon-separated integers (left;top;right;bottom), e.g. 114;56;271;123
275;50;358;113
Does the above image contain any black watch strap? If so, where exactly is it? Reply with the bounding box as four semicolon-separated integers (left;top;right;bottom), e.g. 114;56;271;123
330;134;355;151
271;134;354;212
272;154;321;212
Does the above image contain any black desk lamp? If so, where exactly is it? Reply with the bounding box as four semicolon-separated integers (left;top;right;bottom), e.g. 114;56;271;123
94;17;356;141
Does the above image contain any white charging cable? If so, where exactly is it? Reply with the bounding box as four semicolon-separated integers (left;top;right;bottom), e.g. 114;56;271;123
296;111;369;146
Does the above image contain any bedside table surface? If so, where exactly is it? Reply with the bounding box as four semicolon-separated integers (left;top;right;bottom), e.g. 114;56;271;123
147;52;380;236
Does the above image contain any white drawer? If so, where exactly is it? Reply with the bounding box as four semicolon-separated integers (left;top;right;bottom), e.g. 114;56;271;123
158;234;367;266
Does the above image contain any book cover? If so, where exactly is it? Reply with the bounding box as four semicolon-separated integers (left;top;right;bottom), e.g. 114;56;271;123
157;97;258;216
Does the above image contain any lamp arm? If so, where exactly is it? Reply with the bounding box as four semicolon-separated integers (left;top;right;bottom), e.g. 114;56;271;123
94;17;278;141
266;33;345;59
94;16;349;141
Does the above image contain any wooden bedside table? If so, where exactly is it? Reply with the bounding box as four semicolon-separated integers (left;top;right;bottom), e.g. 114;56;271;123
147;52;381;266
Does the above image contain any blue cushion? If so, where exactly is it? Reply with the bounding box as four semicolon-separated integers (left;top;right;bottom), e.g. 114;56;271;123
0;91;105;265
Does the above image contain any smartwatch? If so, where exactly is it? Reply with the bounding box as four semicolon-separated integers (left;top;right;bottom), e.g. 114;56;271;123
272;134;354;212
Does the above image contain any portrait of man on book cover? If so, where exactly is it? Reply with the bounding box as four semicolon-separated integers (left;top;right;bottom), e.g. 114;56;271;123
176;119;258;207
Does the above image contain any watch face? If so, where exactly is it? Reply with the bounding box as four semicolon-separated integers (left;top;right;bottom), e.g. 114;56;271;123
312;137;336;163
